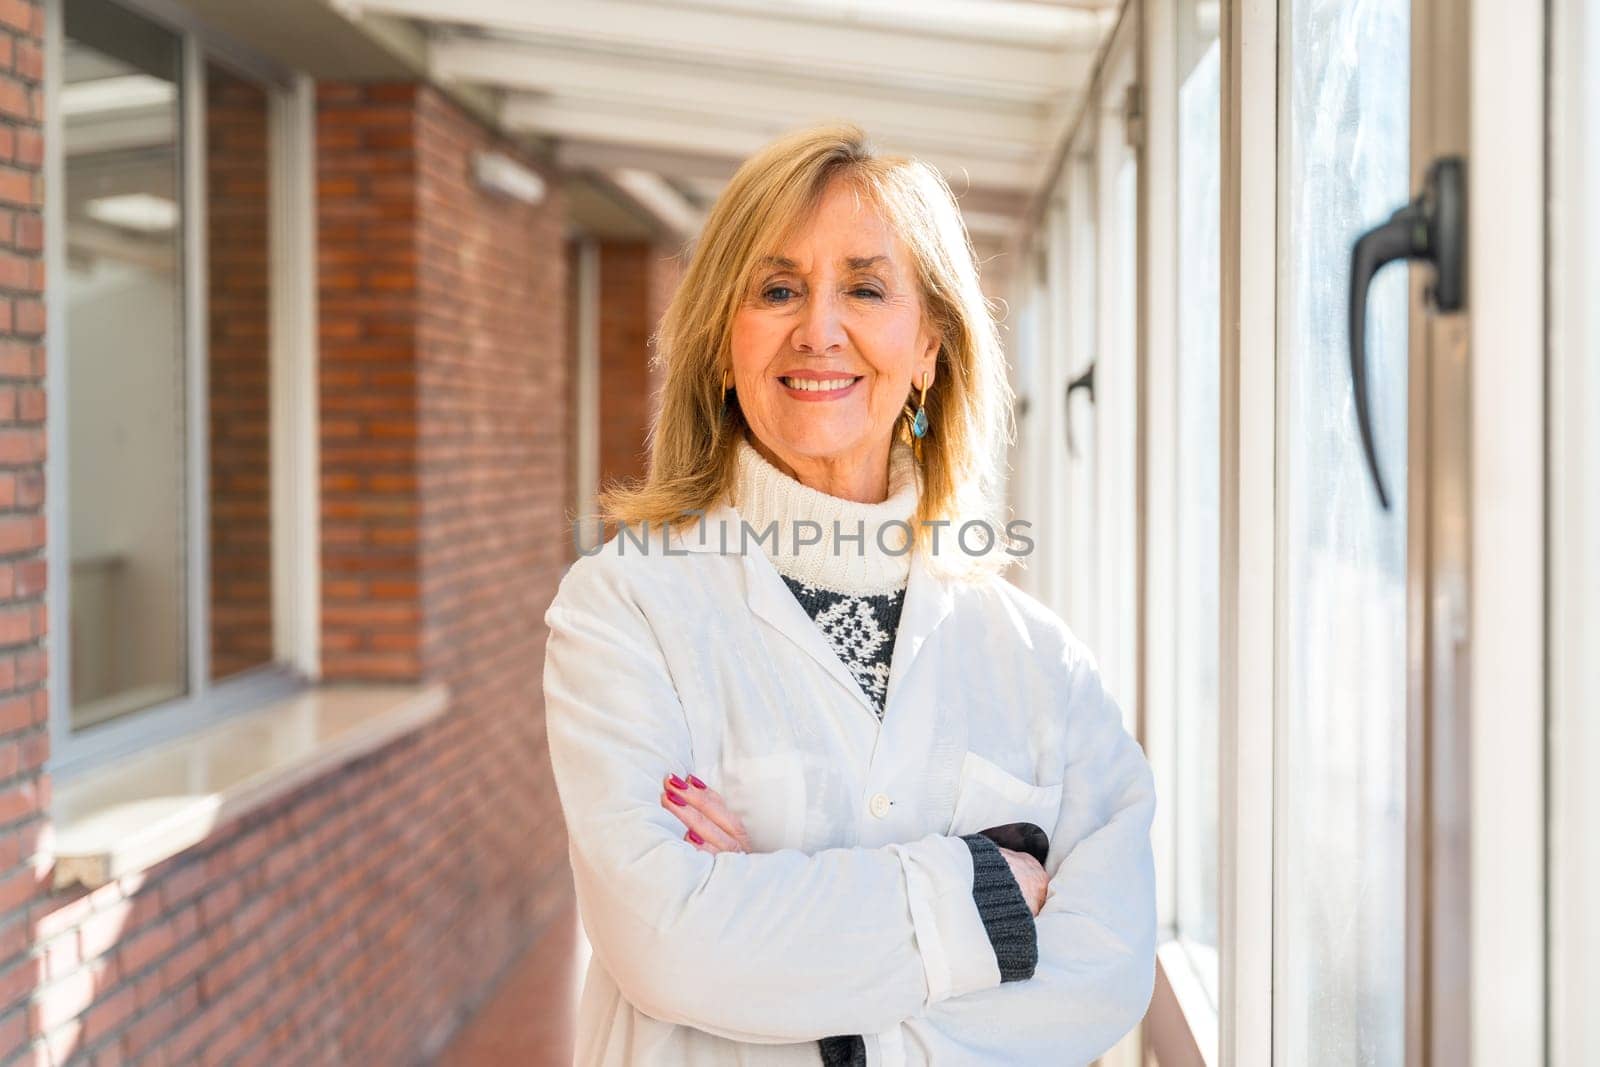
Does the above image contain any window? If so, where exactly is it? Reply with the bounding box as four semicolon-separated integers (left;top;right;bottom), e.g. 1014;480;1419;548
49;0;307;775
1277;0;1411;1061
63;0;186;731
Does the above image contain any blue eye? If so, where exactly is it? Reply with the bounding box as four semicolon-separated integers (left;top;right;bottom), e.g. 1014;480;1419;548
760;285;881;304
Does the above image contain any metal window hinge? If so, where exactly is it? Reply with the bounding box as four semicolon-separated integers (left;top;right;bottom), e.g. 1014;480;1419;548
1123;83;1144;150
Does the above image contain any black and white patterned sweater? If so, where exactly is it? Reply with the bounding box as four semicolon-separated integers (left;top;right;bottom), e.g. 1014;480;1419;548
730;434;1039;1067
778;575;905;717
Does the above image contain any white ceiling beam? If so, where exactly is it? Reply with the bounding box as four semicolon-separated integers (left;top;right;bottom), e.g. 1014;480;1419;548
1005;0;1119;9
342;0;1094;97
430;36;1056;147
555;143;1035;221
677;176;730;205
556;141;743;184
503;95;1040;192
665;0;1107;48
60;75;174;118
1026;92;1090;193
68;222;177;274
605;168;705;241
65;110;176;157
506;89;1039;168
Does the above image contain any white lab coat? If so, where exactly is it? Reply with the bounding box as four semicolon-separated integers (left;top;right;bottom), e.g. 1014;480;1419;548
542;503;1157;1066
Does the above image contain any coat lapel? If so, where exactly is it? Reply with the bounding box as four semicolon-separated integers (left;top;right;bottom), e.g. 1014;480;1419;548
883;549;954;712
669;504;870;710
741;548;878;716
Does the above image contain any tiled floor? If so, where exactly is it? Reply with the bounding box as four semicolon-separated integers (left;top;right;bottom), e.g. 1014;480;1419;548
438;893;589;1067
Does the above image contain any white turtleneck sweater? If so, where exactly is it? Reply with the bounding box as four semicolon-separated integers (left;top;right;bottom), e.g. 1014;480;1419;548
729;434;919;718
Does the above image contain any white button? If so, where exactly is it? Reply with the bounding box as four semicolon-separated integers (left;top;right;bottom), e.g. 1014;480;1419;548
869;793;891;818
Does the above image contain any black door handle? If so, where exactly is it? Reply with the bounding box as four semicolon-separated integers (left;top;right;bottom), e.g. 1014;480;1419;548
1347;156;1466;511
1064;361;1095;458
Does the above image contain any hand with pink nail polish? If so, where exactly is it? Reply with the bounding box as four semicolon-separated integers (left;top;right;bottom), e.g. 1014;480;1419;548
661;773;751;855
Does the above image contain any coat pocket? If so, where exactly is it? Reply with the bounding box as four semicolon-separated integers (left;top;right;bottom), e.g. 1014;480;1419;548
946;750;1064;846
717;750;808;853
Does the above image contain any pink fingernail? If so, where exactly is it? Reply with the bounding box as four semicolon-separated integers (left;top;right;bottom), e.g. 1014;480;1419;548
688;775;707;789
687;829;704;844
666;790;687;806
668;774;688;790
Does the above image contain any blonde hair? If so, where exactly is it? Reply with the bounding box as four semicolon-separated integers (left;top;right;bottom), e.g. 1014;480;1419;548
594;123;1018;579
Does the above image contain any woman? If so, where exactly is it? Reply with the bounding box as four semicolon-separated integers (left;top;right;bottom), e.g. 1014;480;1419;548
543;124;1156;1066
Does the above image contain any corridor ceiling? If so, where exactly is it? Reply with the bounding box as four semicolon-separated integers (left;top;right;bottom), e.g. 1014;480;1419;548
330;0;1122;293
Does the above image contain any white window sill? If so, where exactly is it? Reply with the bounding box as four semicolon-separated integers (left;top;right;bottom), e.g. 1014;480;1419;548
50;683;450;892
1146;938;1219;1067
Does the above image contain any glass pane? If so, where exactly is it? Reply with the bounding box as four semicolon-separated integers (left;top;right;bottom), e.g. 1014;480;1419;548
206;62;274;682
1278;0;1410;1063
64;0;188;730
1174;0;1221;1000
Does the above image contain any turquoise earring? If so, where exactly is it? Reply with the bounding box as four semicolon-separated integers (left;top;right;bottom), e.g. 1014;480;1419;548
909;371;930;438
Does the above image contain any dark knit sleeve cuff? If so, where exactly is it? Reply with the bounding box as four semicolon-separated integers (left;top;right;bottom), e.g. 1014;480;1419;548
960;832;1039;982
817;1034;866;1066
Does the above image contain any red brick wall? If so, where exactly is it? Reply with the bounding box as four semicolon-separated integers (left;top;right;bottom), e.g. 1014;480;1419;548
0;0;49;1060
12;76;573;1065
410;80;574;1034
307;80;575;1058
597;241;681;488
206;67;273;683
415;84;570;676
317;82;423;683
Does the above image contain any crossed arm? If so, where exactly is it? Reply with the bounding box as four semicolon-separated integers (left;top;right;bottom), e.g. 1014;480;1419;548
897;662;1158;1063
542;569;1156;1056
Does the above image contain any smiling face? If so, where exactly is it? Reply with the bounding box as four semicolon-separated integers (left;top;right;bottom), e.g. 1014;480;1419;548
728;177;940;502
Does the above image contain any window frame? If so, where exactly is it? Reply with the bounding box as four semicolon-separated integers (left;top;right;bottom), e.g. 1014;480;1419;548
44;0;318;782
1033;200;1062;612
1061;151;1097;633
1026;4;1155;1062
1140;0;1226;1059
1089;16;1141;714
1549;0;1598;1060
1459;0;1547;1060
1010;238;1050;606
1215;0;1277;1063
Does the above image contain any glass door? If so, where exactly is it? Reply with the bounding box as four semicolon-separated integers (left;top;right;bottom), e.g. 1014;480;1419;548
1274;0;1472;1063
